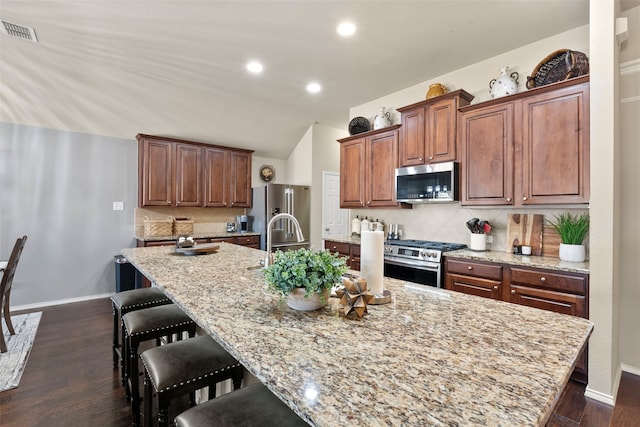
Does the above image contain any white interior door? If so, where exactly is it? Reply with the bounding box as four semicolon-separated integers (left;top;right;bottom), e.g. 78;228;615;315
322;171;349;240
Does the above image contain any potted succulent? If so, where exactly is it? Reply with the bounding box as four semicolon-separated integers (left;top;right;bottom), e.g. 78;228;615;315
547;212;589;262
263;248;347;311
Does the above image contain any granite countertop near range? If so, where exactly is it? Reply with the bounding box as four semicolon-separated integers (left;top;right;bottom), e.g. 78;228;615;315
136;231;261;242
122;244;592;427
446;249;590;274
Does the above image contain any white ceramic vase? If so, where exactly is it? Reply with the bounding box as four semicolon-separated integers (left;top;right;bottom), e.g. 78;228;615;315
287;288;329;311
559;243;586;262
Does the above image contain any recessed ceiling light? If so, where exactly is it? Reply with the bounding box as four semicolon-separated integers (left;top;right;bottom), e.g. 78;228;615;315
337;21;356;37
246;61;263;74
306;82;322;94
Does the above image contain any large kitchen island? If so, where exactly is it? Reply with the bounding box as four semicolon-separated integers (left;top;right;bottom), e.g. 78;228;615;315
122;243;593;426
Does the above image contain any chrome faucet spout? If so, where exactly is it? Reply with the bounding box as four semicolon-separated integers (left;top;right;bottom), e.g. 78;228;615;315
264;213;305;267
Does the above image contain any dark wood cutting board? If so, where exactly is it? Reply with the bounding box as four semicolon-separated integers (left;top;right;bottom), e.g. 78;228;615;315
506;214;544;255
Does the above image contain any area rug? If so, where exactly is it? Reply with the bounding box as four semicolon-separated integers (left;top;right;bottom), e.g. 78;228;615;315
0;312;42;392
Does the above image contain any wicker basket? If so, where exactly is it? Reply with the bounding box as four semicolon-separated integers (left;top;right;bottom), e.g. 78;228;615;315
143;216;173;237
526;49;589;89
173;217;194;236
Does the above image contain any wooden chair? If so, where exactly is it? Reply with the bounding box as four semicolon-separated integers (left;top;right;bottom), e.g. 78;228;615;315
0;235;27;353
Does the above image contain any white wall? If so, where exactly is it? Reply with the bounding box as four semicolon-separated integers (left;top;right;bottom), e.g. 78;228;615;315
286;126;313;185
618;5;640;375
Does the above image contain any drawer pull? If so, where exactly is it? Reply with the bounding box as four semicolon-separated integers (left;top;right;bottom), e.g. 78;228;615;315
511;290;516;294
332;246;337;250
467;266;473;270
493;285;498;290
540;277;546;282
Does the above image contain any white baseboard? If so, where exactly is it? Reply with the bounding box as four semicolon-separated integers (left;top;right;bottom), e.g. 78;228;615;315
11;293;113;312
621;363;640;376
584;365;622;406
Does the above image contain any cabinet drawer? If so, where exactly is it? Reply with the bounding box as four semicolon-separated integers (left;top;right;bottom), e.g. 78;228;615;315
510;267;587;295
210;237;238;244
446;259;503;280
236;235;259;246
350;244;360;257
325;241;350;255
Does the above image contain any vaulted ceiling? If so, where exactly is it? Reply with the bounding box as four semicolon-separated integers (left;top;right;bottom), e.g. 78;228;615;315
0;1;604;158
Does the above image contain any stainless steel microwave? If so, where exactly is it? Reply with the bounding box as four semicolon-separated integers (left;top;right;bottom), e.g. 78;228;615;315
395;161;459;203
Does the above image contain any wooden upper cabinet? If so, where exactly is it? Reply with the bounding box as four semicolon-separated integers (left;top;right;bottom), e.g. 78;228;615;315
203;147;229;207
338;126;405;209
175;143;203;207
398;90;474;167
366;129;399;207
460;103;515;206
228;150;252;208
339;137;366;208
137;134;253;208
139;138;173;207
520;81;590;205
459;76;590;207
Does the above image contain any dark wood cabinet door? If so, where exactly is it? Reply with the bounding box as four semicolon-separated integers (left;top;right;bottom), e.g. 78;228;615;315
520;82;590;204
399;107;425;167
340;139;366;208
366;130;399;207
203;147;229;207
427;97;457;163
175;143;203;207
140;139;173;207
460;103;514;205
228;151;252;208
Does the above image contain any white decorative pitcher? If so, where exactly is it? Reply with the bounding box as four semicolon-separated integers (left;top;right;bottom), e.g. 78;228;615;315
489;67;519;99
373;107;392;130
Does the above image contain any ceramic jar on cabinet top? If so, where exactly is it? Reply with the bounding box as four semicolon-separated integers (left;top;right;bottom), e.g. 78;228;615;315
489;67;519;98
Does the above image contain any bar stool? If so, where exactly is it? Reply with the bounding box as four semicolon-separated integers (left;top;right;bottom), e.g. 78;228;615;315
174;383;308;427
111;287;172;382
123;304;197;426
140;335;244;427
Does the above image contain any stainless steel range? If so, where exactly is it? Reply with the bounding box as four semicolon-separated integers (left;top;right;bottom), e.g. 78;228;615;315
383;240;466;288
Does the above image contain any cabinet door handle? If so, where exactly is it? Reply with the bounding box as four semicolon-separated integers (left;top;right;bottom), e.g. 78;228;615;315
429;156;433;160
511;290;516;294
493;285;499;290
540;277;546;282
332;246;337;250
418;157;423;162
467;266;473;270
506;197;512;202
522;196;528;201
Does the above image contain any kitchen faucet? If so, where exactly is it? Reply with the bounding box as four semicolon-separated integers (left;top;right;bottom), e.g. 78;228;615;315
264;213;305;268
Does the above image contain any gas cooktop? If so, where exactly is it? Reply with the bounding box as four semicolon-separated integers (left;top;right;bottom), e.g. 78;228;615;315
385;239;467;252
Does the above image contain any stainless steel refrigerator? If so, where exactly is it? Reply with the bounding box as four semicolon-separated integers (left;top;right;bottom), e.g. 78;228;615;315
249;184;311;251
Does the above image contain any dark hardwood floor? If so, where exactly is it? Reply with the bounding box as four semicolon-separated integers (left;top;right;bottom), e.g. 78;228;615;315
1;298;638;426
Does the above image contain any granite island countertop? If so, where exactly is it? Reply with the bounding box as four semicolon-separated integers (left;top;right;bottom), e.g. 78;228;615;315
122;244;593;426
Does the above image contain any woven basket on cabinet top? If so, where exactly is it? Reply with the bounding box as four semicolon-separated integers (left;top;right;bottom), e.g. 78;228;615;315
173;217;194;236
526;49;589;89
143;216;173;237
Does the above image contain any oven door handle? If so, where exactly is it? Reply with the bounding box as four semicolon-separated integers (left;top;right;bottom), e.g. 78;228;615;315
384;258;440;272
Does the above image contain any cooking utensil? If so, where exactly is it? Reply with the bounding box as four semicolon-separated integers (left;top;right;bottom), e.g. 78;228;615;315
466;218;479;233
483;221;493;234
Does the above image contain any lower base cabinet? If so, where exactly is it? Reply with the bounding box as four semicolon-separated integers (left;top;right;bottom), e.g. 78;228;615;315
444;257;589;383
324;240;360;271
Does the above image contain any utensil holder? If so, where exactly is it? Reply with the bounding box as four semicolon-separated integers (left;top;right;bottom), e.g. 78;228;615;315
469;233;486;251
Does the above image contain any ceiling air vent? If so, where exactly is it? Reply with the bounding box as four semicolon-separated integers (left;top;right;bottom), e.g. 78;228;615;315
1;20;38;43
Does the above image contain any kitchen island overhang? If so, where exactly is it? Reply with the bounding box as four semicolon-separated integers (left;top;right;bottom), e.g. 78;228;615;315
122;243;593;426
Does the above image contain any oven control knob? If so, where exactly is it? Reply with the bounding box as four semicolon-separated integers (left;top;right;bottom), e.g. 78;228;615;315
384;246;392;254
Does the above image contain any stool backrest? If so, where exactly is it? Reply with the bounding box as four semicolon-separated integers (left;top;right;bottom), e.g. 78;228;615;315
1;235;28;299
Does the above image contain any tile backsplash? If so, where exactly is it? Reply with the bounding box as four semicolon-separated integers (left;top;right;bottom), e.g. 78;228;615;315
351;204;589;256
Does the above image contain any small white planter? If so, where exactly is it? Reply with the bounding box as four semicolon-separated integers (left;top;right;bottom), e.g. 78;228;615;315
287;288;329;311
559;243;586;262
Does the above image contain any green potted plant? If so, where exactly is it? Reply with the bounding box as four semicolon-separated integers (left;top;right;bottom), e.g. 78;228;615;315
263;248;347;311
547;212;589;262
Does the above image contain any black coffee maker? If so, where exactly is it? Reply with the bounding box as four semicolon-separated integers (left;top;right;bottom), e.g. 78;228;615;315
237;215;251;232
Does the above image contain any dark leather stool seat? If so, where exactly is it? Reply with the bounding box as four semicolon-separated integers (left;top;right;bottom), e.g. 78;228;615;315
123;304;196;426
111;287;172;381
174;383;308;427
141;335;243;427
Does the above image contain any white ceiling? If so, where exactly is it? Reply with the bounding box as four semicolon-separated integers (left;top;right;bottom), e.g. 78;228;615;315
0;0;606;158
